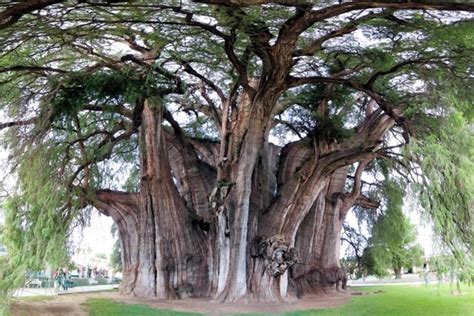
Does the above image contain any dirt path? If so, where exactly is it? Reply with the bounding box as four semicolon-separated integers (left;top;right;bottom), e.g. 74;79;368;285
10;292;92;316
10;290;353;315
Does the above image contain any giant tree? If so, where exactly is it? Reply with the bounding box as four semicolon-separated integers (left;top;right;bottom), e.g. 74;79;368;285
0;0;473;303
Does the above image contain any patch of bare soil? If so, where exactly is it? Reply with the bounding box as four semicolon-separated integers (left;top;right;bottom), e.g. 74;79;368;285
10;290;353;315
351;290;384;296
10;292;101;316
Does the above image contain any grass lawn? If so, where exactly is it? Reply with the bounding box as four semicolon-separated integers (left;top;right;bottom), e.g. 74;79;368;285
83;298;201;316
83;284;474;316
288;284;474;316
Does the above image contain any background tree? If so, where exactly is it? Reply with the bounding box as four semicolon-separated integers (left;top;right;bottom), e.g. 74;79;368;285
110;223;122;272
362;182;424;279
0;0;472;303
0;224;4;252
341;223;368;279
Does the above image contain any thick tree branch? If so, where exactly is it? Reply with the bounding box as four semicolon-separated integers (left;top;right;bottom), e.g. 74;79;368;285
82;104;133;119
164;129;217;220
181;62;227;104
293;11;386;57
339;159;373;218
0;65;68;74
225;27;252;91
68;126;137;189
178;8;228;38
193;0;311;6
0;118;37;131
194;0;474;12
355;194;380;210
95;189;138;207
286;75;402;124
163;108;219;166
275;1;474;51
366;57;448;87
0;0;63;30
277;137;313;186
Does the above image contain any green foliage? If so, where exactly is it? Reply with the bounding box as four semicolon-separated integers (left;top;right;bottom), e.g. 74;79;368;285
408;107;473;262
109;223;122;273
0;145;78;305
50;68;165;121
362;182;424;278
110;240;122;273
278;84;357;141
0;224;4;248
182;114;219;140
429;253;474;287
122;165;140;192
313;114;354;141
0;256;20;315
340;257;360;280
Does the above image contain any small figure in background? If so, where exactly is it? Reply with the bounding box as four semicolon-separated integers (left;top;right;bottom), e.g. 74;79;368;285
422;262;430;286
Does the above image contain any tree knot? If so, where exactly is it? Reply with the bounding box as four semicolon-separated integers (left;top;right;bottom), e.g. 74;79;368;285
257;235;298;277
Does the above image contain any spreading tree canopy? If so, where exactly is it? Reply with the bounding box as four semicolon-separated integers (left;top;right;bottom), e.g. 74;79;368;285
0;0;473;303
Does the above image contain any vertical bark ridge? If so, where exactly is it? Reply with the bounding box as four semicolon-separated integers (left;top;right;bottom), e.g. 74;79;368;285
290;161;371;297
220;115;266;301
139;101;210;299
215;78;277;302
165;131;216;222
247;140;281;300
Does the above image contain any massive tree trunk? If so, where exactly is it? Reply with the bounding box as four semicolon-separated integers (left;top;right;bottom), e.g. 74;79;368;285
213;81;276;302
91;95;391;302
88;23;395;299
95;101;210;299
290;167;350;297
76;0;402;300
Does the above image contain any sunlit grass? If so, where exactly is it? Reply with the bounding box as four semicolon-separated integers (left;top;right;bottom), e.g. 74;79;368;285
82;284;474;316
287;284;474;316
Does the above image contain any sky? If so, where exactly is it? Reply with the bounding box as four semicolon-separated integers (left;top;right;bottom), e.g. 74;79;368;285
71;211;116;264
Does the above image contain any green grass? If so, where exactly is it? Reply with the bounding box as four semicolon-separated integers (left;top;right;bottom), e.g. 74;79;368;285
287;284;474;316
83;285;474;316
83;298;201;316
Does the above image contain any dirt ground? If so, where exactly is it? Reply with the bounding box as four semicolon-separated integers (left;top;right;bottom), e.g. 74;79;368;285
10;290;353;315
10;292;91;316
